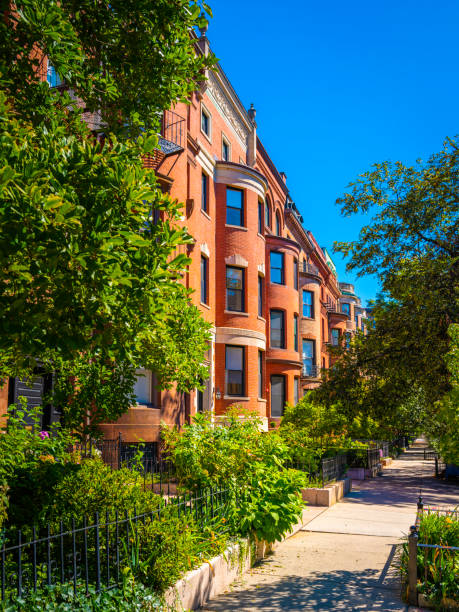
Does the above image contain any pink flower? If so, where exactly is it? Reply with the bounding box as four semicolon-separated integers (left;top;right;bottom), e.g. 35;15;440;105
39;431;50;440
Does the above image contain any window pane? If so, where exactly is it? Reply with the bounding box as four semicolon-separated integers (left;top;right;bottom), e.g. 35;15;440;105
227;188;243;210
342;303;350;315
201;110;209;135
226;267;244;311
200;256;207;303
271;375;285;417
270;310;284;348
201;173;207;212
270;251;284;284
294;260;298;289
265;202;270;227
303;290;314;317
276;214;281;236
331;329;339;346
226;346;243;370
258;350;263;398
294;378;299;405
294;315;298;351
258;276;263;316
258;201;263;233
226;188;243;226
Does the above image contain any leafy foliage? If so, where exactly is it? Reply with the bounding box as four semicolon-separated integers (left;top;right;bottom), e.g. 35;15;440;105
315;138;459;437
0;0;215;431
0;403;74;527
163;408;306;543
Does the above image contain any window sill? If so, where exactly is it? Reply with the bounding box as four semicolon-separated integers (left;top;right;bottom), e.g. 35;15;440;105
223;395;250;401
200;128;212;144
257;316;266;323
225;224;248;231
224;310;249;317
200;209;211;221
270;346;287;350
134;403;160;410
302;316;315;321
270;281;285;286
257;398;267;403
200;302;211;310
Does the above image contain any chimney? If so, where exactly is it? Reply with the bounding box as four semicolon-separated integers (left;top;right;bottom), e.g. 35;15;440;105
280;171;287;184
247;103;257;167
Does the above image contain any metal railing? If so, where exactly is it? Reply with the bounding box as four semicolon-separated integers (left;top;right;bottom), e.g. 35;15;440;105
300;262;320;277
159;109;185;153
0;487;231;604
407;503;459;606
301;364;321;378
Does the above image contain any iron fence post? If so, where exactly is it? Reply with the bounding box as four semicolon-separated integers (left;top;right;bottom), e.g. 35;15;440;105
118;433;122;470
408;525;418;605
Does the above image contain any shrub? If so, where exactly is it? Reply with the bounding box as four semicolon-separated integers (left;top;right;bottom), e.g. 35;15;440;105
162;408;289;490
231;464;306;543
0;403;74;527
401;511;459;606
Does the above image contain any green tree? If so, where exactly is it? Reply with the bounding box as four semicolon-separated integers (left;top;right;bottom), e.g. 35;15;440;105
0;1;214;433
315;138;458;437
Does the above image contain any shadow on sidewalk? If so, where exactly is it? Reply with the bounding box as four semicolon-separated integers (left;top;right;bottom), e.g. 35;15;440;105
203;566;407;611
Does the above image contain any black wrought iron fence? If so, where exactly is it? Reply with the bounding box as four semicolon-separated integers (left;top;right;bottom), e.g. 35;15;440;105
0;487;231;604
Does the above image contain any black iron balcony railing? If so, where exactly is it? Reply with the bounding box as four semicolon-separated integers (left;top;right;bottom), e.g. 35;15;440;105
325;299;338;312
302;364;321;378
159;109;185;155
300;262;320;277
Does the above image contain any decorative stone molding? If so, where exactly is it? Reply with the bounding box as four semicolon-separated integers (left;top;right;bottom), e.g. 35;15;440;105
215;327;266;350
225;254;248;267
196;146;215;177
215;161;268;199
207;71;249;148
200;243;210;257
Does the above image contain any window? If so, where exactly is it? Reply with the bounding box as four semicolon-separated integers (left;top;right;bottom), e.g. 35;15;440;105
302;340;315;376
361;318;365;331
258;275;263;317
294;315;298;351
331;329;340;346
226;266;244;312
46;63;62;87
294;377;299;405
225;346;244;396
321;318;325;340
275;212;281;236
270;375;285;417
201;106;211;137
258;350;263;398
197;383;204;413
345;332;351;349
258;200;263;234
265;202;270;228
226;187;244;226
355;313;359;328
341;302;350;316
293;259;298;290
222;136;230;161
270;251;284;284
200;256;208;304
201;173;208;213
134;369;158;406
302;290;314;318
270;310;285;348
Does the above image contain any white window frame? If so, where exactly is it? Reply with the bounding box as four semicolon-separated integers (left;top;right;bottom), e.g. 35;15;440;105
221;133;231;162
200;103;212;141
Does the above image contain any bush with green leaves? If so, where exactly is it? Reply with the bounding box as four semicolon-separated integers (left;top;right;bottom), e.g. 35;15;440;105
400;511;459;606
6;579;163;612
162;407;290;490
163;407;307;543
0;402;74;527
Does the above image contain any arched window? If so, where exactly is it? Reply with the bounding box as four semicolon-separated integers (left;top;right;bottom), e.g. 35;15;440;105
265;201;270;228
276;212;281;236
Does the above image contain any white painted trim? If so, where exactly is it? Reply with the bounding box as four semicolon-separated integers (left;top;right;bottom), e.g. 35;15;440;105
215;164;268;199
216;327;266;350
196;145;215;177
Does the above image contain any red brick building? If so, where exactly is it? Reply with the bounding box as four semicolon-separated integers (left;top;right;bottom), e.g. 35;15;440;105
99;27;371;443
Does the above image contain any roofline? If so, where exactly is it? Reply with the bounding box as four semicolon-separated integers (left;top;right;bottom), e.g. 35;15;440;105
256;138;289;196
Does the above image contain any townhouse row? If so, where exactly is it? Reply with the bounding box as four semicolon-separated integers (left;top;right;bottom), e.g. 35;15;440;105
98;26;371;446
0;26;370;445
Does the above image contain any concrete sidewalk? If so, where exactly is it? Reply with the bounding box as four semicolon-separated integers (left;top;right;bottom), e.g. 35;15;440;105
202;443;459;611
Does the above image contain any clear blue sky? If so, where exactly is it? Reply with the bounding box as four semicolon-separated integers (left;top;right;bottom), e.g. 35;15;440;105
205;0;459;305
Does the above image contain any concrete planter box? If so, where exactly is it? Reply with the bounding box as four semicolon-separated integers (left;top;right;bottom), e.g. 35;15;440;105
165;506;312;610
347;466;380;480
301;477;352;507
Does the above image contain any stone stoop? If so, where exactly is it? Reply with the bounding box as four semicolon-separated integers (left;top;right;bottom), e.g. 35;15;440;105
301;477;352;507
